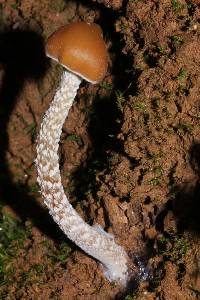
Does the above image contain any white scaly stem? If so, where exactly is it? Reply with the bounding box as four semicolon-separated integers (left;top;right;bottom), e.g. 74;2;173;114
35;71;128;285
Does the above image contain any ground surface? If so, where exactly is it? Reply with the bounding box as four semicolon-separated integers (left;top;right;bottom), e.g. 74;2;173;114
0;0;200;299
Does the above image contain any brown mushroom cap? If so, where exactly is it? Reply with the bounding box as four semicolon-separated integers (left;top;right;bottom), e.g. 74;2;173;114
46;22;108;83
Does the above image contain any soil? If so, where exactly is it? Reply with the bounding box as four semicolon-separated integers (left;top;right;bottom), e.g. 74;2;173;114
0;0;200;299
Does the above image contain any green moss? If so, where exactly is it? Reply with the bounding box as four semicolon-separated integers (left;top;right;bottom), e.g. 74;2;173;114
115;89;126;111
49;0;66;13
50;241;72;265
149;177;160;186
24;122;36;141
99;82;113;91
174;122;193;135
10;0;20;10
153;166;163;176
131;102;147;111
171;0;184;11
149;261;164;291
177;68;187;81
27;183;40;194
124;295;136;300
171;35;184;49
157;234;190;262
66;134;82;144
0;208;31;286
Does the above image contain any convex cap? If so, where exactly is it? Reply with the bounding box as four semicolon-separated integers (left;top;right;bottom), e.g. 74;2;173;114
46;22;108;83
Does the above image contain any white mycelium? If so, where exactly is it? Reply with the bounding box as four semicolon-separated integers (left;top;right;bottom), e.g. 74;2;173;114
35;71;128;285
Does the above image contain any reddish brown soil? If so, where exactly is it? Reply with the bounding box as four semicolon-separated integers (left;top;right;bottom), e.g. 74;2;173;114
0;0;200;299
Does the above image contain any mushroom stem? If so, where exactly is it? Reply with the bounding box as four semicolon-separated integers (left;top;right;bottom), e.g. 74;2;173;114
36;71;128;285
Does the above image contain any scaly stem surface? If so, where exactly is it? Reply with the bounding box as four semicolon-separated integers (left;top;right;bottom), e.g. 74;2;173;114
35;71;128;285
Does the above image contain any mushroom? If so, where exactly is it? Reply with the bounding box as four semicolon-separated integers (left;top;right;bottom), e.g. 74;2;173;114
35;22;128;285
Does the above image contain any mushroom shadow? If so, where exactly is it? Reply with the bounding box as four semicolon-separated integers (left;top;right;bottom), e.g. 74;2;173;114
67;0;141;212
172;142;200;234
0;29;73;242
152;142;200;236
